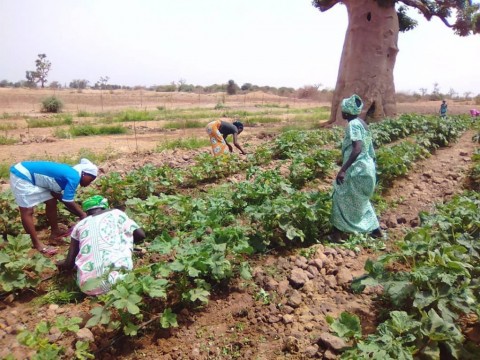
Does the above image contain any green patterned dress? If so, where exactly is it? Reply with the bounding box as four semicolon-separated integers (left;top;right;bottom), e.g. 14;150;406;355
332;118;379;233
72;209;140;295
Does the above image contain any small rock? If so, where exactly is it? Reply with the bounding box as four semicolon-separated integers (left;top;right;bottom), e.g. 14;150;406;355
289;268;310;288
277;280;290;295
283;314;295;324
76;327;95;342
283;336;299;353
287;290;303;308
336;268;353;286
317;332;347;351
304;344;319;358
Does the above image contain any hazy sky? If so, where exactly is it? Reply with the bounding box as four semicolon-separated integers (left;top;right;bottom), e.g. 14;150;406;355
1;0;479;95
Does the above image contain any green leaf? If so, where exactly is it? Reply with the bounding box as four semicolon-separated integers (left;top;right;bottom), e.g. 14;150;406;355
86;306;111;327
169;261;185;272
329;312;362;339
123;322;139;336
160;308;178;328
188;288;210;304
239;262;252;280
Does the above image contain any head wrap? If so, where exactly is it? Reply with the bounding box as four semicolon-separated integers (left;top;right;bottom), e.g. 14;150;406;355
82;195;109;212
73;158;98;177
341;94;363;116
232;121;244;130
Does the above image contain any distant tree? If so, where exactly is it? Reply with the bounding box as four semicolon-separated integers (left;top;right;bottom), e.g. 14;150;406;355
49;81;62;89
69;79;89;89
177;79;194;92
0;80;12;88
177;78;186;91
464;91;472;100
25;53;51;88
241;83;253;91
95;76;110;90
226;80;238;95
430;82;442;100
419;88;428;97
278;87;295;96
313;0;480;125
448;87;457;99
297;85;320;99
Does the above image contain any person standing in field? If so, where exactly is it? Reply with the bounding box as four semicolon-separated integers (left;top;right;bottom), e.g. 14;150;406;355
56;195;146;295
205;117;247;156
9;158;98;255
440;100;448;118
331;94;382;242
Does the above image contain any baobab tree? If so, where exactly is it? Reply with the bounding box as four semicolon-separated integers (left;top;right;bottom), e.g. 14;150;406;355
312;0;480;126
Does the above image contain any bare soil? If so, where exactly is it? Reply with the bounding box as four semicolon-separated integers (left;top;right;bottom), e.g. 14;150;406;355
0;89;478;359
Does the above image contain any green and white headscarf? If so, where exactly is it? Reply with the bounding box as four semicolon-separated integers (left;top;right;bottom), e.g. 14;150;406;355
82;195;109;212
341;94;363;116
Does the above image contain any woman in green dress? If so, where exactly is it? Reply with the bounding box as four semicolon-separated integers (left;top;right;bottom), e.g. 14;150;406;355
331;94;382;242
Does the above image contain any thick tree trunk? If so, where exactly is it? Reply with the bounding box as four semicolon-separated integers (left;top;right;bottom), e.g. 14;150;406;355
326;0;399;126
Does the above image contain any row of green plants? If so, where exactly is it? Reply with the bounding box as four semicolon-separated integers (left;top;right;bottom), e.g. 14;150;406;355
330;192;480;359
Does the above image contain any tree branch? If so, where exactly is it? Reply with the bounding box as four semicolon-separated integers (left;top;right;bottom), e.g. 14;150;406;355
312;0;341;12
400;0;454;27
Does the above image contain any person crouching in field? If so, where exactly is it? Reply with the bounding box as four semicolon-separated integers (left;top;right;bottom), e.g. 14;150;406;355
9;158;98;255
205;117;247;156
56;195;146;296
331;94;382;242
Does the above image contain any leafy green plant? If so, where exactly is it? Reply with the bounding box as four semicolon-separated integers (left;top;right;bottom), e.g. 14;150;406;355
41;96;64;113
0;190;24;239
86;269;170;336
0;235;55;292
349;193;480;358
16;316;88;360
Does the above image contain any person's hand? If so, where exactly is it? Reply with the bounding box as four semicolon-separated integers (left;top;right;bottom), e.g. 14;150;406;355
336;170;346;185
50;192;62;200
240;151;247;155
56;260;68;272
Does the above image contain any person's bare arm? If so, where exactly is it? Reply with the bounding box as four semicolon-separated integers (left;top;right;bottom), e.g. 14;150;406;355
56;238;80;271
133;228;146;244
336;140;362;184
232;133;246;155
62;201;86;219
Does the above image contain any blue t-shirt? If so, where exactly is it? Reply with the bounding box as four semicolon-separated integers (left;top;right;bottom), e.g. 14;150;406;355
10;161;81;202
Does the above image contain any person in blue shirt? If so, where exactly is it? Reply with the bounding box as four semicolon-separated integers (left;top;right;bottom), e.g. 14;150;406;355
9;158;98;255
439;100;448;118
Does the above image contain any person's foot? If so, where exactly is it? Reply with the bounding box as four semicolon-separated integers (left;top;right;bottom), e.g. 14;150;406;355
329;228;347;243
370;228;383;238
49;227;73;241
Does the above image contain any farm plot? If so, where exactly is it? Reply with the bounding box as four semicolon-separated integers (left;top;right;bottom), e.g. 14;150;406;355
0;114;478;359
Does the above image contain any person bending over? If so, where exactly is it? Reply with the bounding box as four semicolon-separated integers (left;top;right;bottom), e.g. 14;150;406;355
9;158;98;255
56;195;146;295
205;117;246;156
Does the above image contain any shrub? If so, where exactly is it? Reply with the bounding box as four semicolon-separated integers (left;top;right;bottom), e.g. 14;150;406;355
156;137;210;151
0;136;17;145
41;96;64;113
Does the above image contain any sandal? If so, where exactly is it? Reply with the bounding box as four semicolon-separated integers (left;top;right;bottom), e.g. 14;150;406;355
39;247;58;256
